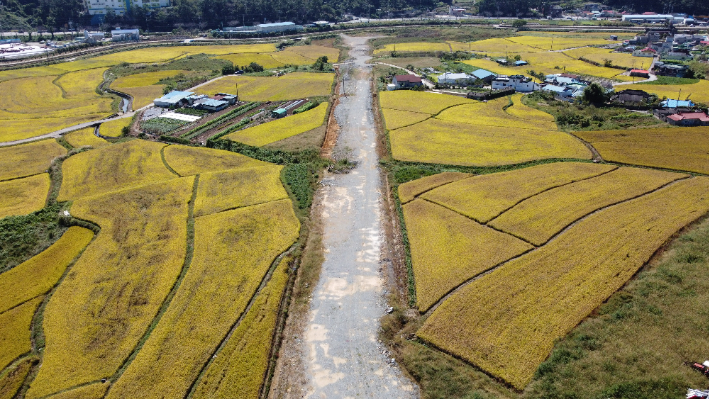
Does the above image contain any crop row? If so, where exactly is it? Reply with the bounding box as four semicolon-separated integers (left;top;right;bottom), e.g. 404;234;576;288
179;102;259;140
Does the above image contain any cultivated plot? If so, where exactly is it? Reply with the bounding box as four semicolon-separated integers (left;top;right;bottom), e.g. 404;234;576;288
195;72;334;101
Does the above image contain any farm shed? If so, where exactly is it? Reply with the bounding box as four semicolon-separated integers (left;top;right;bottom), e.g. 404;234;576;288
660;99;695;108
471;69;496;84
666;112;709;126
272;108;287;118
611;89;652;105
154;91;194;108
195;98;229;112
514;60;528;66
629;69;650;78
392;75;423;89
111;29;140;41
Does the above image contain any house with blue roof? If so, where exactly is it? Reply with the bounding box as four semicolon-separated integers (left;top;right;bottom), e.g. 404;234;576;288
154;91;195;108
471;69;497;84
660;99;695;108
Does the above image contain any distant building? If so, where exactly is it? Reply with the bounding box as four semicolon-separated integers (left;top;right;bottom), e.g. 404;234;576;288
111;29;140;42
666;112;709;126
495;58;509;65
514;60;528;66
154;91;194;108
632;47;656;57
220;22;304;36
550;5;563;18
86;0;171;15
83;30;104;44
542;84;574;98
622;14;674;23
392;75;423;89
492;75;539;92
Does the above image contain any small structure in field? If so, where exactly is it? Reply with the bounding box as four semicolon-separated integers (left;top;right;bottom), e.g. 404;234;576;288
437;72;473;85
514;60;528;66
154;91;194;108
629;69;650;78
392;75;423;89
666;112;709;126
272;108;287;118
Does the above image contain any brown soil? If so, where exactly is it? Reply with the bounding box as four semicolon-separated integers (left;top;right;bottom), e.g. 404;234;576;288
320;66;341;160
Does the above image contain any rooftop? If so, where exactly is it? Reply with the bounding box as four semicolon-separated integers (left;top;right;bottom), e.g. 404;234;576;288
394;75;422;83
661;99;695;107
159;91;194;100
667;112;708;121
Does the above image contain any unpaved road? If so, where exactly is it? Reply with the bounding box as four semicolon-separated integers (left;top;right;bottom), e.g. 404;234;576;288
278;35;417;398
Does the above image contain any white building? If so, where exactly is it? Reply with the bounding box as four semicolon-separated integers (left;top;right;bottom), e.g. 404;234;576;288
621;14;684;24
437;72;473;85
111;29;140;41
492;75;539;92
221;22;304;35
85;0;171;16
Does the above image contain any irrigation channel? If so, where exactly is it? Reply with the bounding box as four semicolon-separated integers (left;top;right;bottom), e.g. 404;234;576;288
283;35;417;398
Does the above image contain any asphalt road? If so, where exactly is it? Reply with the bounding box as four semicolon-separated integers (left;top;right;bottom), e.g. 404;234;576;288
300;35;418;399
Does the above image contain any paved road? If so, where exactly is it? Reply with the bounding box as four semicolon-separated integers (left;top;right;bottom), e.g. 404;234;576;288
300;35;417;399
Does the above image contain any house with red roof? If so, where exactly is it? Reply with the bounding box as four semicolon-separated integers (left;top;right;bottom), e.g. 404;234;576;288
667;112;709;126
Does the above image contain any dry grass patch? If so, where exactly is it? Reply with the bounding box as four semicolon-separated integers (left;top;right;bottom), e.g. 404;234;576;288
0;174;50;219
0;139;66;181
27;178;193;398
418;177;709;389
573;126;709;174
106;199;299;399
58;140;175;201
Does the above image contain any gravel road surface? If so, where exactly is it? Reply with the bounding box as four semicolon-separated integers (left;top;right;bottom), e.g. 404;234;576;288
299;35;418;399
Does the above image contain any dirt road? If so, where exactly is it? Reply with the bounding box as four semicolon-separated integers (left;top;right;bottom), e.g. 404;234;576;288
276;35;417;398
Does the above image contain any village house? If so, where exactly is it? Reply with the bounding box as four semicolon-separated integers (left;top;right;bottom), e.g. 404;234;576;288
492;75;539;92
392;75;423;89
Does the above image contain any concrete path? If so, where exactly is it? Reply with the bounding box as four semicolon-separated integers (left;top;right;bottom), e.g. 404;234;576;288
300;35;417;399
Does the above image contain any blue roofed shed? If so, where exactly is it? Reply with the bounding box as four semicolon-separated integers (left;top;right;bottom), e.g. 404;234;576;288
154;91;195;108
660;99;695;108
471;69;496;83
514;60;528;66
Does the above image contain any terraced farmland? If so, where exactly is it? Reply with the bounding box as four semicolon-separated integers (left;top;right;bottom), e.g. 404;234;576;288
383;92;590;166
400;162;708;390
195;72;335;101
0;139;302;399
225;102;328;146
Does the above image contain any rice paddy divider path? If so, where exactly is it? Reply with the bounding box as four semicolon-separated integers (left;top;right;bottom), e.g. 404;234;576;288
295;34;417;399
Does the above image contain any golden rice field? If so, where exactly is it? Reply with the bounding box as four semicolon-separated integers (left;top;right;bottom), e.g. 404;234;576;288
616;80;710;103
218;53;284;69
462;58;533;77
507;35;610;50
0;174;50;219
111;70;190;109
91;44;278;65
58;140;175;201
374;41;452;54
225;102;328;146
416;175;709;389
193;255;291;399
465;38;540;56
519;31;636;40
0;297;44;372
162;144;270;176
195;165;288;217
421;162;615;222
27;178;193;398
48;382;110;399
404;199;533;311
574;126;709;174
98;118;131;138
0;226;93;315
380;90;473;115
285;44;340;62
388;94;590;166
0;139;66;181
196;72;334;101
564;47;653;69
398;172;471;204
106;200;299;399
489;167;686;245
381;108;432;130
64;127;108;148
